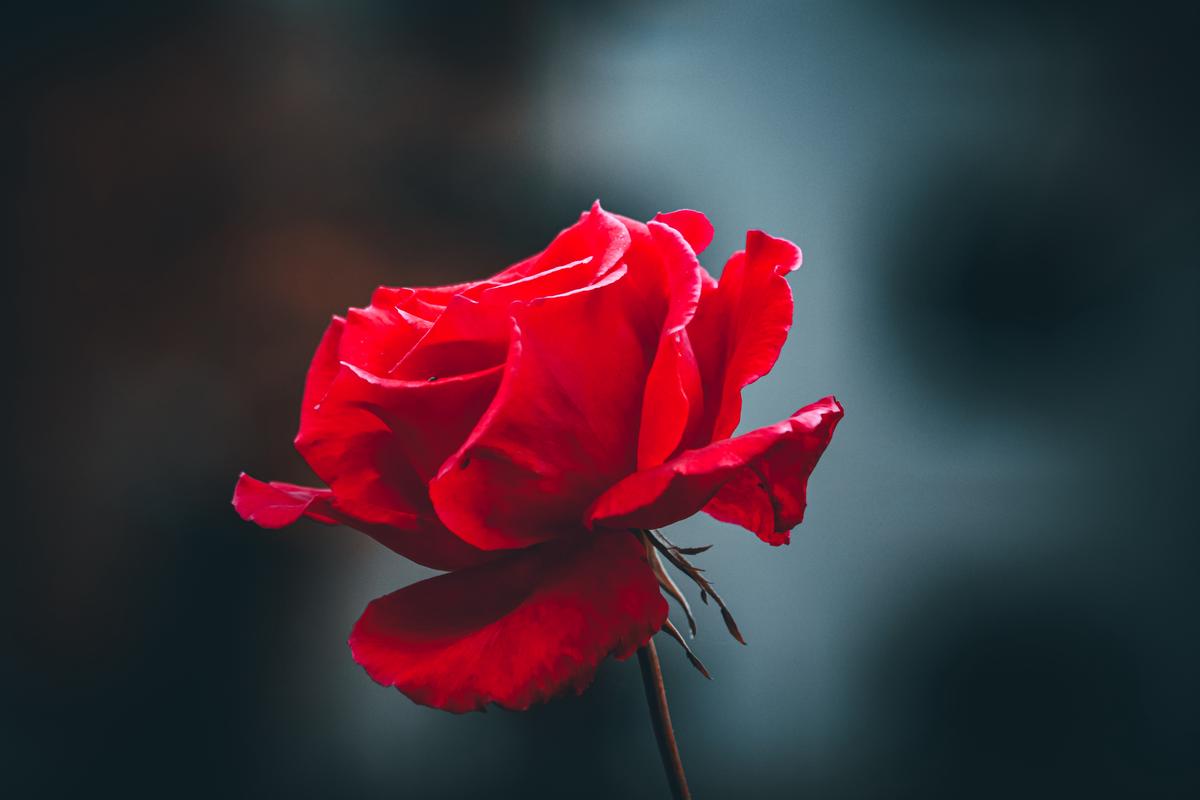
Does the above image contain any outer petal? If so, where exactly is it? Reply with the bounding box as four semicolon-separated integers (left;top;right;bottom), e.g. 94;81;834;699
587;397;843;543
232;474;494;571
295;376;421;529
301;317;346;420
701;400;842;545
635;222;705;469
297;353;502;520
335;281;491;379
638;332;701;470
333;362;505;481
299;316;418;527
489;201;631;284
348;530;668;713
400;281;481;308
247;318;497;570
338;288;434;377
653;209;714;256
391;256;612;382
233;474;341;527
687;230;803;445
294;359;505;569
429;267;660;551
391;204;631;382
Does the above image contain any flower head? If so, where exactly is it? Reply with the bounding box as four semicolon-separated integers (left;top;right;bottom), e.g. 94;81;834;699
234;203;842;712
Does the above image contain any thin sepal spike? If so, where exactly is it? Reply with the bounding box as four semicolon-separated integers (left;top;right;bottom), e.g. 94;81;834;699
647;545;698;637
660;619;712;680
647;529;746;645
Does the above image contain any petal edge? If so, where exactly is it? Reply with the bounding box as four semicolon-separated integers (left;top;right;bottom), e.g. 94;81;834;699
588;397;843;542
348;530;668;712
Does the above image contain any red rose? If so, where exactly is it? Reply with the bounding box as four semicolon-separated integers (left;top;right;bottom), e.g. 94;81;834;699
234;203;842;713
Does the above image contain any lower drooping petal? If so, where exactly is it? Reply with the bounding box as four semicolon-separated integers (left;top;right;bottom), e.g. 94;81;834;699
586;396;844;544
348;530;668;713
233;474;497;571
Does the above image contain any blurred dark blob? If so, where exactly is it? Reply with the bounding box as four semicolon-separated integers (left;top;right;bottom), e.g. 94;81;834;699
842;566;1197;798
6;1;1197;798
887;163;1126;376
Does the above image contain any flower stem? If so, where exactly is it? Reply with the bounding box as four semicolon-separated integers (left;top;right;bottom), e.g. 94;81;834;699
637;637;692;799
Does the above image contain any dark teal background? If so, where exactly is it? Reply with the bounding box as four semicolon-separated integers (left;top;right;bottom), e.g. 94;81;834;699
6;2;1197;797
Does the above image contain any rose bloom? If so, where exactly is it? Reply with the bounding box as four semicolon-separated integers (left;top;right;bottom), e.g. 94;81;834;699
234;203;842;713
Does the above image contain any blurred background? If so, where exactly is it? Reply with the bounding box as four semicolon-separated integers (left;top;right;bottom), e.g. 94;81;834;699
6;1;1198;797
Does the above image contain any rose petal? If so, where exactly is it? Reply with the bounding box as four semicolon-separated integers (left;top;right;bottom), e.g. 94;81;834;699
232;473;494;571
687;230;803;444
389;297;509;380
335;279;495;379
232;474;340;527
489;201;631;283
702;399;842;544
638;331;701;470
647;221;703;336
293;355;506;569
636;222;705;469
260;316;500;570
338;287;433;377
391;203;631;383
348;530;667;713
587;396;843;543
392;256;611;382
429;267;660;550
653;209;715;256
296;359;502;523
334;362;505;481
299;316;413;525
403;282;479;308
301;317;346;421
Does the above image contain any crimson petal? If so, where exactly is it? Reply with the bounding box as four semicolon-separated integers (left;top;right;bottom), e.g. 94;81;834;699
429;267;660;550
636;221;705;469
232;474;494;571
392;256;612;382
232;474;340;527
299;347;498;512
300;317;346;420
348;530;668;713
338;288;432;377
336;362;506;481
687;230;803;445
653;209;715;256
587;397;843;543
490;200;631;283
